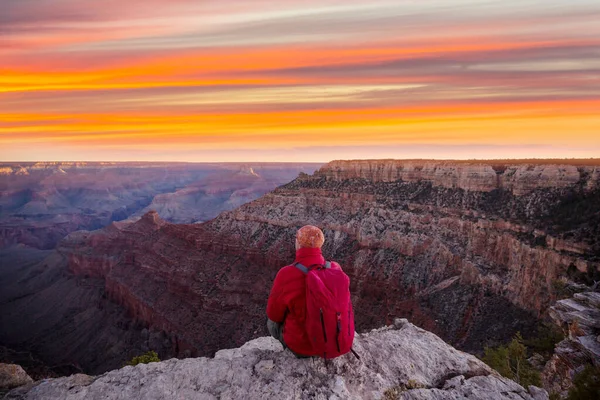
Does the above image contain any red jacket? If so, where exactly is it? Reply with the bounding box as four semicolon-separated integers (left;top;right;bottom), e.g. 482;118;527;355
266;247;341;356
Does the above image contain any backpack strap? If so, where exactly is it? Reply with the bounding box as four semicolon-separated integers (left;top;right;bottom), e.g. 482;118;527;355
294;262;309;274
294;261;331;274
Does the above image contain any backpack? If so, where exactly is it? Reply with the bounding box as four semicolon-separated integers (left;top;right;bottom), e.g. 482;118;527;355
294;261;355;359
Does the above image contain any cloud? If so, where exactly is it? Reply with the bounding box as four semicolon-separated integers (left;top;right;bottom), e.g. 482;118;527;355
2;0;600;161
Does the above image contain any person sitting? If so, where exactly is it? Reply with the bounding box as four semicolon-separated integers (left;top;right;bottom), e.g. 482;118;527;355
266;225;354;359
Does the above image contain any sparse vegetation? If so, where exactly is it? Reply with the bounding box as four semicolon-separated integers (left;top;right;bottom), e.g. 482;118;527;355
552;279;572;300
566;264;600;287
383;386;402;400
567;365;600;400
406;380;426;390
524;323;565;359
549;392;561;400
126;351;160;366
482;332;542;388
382;380;427;399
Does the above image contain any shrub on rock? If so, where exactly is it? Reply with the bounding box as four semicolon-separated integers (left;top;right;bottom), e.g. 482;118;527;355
126;351;160;366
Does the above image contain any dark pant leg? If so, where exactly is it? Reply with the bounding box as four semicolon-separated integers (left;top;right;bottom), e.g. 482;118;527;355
267;318;311;358
267;318;286;348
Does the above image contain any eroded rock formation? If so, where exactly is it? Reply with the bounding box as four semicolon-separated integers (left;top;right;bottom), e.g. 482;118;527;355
205;160;600;351
320;160;599;195
543;291;600;396
0;213;276;374
131;165;312;224
4;321;548;400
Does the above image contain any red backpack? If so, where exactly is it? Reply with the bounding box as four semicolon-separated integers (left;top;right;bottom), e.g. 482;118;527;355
294;261;355;359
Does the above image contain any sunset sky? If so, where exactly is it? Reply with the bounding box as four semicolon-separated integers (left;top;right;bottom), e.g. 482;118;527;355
2;0;600;162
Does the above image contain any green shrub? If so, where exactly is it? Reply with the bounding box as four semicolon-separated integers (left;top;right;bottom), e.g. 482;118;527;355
482;332;542;388
382;386;402;400
549;392;561;400
551;279;571;300
524;323;565;356
567;364;600;400
406;379;426;389
126;350;160;366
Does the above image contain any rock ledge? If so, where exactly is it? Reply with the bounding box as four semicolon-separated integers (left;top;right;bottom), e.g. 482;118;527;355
5;322;547;400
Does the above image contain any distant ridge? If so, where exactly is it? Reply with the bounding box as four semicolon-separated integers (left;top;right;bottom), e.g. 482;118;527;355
332;158;600;166
1;159;599;167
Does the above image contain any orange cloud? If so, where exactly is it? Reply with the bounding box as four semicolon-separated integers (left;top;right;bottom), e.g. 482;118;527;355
2;0;599;161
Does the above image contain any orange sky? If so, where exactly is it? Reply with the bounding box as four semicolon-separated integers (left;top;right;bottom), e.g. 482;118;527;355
1;0;600;162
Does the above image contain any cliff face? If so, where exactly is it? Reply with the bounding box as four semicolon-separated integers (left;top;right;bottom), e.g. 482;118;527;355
320;160;599;195
204;160;599;350
0;245;179;376
0;212;277;374
65;211;277;355
543;291;600;397
5;321;549;400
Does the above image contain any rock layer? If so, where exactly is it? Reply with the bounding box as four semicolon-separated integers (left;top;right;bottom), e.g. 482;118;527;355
543;291;600;397
0;213;277;374
204;160;599;351
5;321;548;400
320;160;599;195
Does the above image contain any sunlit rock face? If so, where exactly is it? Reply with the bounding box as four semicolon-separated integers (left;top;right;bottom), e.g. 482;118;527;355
5;321;548;400
319;160;597;195
1;159;597;376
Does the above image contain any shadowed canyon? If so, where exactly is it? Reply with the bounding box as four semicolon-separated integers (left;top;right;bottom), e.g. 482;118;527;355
1;160;599;397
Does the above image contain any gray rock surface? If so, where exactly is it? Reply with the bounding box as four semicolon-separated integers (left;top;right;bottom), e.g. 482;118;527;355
543;291;600;396
5;321;547;400
0;364;33;390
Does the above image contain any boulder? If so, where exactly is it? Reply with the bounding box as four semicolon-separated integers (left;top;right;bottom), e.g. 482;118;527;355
0;364;33;390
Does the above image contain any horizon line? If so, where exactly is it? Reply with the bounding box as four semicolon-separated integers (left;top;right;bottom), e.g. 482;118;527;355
2;157;600;164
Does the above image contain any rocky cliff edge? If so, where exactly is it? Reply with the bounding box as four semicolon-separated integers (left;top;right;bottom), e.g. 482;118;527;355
5;320;547;400
318;160;600;195
543;291;600;396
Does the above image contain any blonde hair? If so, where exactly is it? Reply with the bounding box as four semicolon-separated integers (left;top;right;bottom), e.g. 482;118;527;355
296;225;325;248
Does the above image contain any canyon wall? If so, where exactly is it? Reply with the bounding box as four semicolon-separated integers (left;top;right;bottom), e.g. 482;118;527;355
0;212;277;374
320;160;600;194
204;160;599;350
